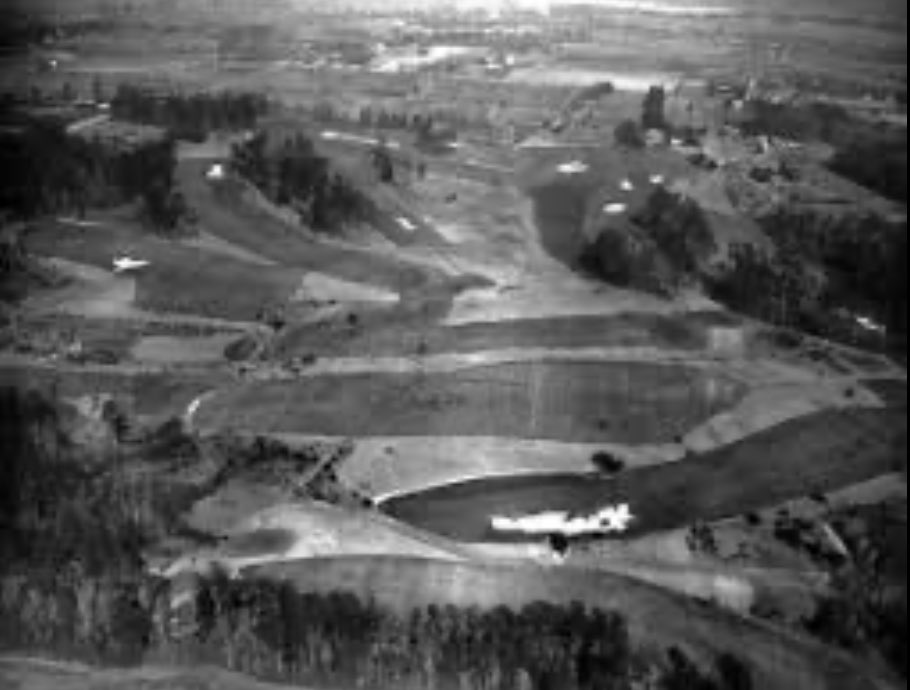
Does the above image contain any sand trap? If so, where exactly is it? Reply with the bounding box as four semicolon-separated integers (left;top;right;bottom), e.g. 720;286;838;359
292;272;399;304
556;161;589;174
603;202;628;215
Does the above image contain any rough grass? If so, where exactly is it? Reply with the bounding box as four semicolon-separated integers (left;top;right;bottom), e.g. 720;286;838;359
196;361;744;444
24;217;301;322
382;407;906;541
177;159;448;296
0;363;225;420
273;311;719;359
246;556;894;690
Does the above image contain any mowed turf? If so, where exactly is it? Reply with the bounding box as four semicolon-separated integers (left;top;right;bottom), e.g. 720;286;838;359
272;310;741;358
24;218;300;321
196;362;743;443
247;556;892;690
382;407;906;541
177;159;451;297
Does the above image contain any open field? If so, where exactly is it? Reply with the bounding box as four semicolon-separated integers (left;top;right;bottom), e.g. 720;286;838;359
24;217;302;322
0;361;225;420
195;361;744;443
272;309;728;358
247;556;895;690
177;159;460;299
168;501;469;576
382;407;906;541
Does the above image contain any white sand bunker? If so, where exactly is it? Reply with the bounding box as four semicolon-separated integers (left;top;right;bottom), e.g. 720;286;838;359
293;272;399;305
492;504;635;536
556;160;589;175
603;202;627;215
397;216;418;233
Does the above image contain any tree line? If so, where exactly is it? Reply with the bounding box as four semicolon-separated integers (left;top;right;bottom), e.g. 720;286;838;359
111;85;269;142
708;210;907;351
0;118;187;232
229;131;370;233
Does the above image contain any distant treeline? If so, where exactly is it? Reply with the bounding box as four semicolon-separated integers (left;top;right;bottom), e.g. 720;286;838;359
111;85;269;141
0;119;186;231
0;386;755;690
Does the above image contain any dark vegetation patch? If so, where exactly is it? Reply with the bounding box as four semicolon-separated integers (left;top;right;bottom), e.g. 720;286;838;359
808;499;908;680
863;379;907;410
1;116;189;233
708;210;906;353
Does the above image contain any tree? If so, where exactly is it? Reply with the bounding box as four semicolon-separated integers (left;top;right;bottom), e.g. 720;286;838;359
591;450;625;475
614;119;644;149
642;86;667;131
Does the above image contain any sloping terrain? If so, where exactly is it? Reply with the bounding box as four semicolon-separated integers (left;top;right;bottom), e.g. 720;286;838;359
382;407;905;541
247;556;897;690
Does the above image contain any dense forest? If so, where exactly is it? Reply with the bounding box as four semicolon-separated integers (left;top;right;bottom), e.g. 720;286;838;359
0;385;759;689
0;119;187;231
229;131;371;233
580;187;716;296
709;210;907;351
111;85;269;142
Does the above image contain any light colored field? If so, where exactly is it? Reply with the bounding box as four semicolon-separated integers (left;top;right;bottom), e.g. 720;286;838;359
163;501;468;578
333;435;683;500
447;281;718;325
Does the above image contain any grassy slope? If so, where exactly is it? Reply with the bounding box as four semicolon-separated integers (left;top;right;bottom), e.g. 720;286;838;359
195;361;743;443
177;159;447;296
248;556;897;690
24;218;301;321
272;310;738;358
383;407;906;541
